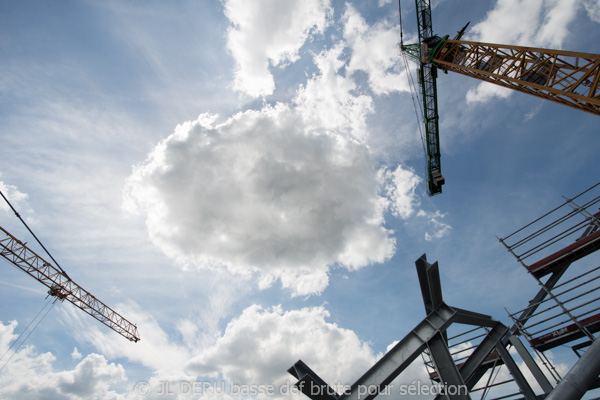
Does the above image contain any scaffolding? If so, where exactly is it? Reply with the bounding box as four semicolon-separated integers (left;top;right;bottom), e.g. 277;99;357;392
498;182;600;399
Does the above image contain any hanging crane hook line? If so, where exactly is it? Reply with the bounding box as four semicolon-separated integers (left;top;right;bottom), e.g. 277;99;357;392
0;188;71;280
0;299;56;373
0;297;52;364
402;53;427;156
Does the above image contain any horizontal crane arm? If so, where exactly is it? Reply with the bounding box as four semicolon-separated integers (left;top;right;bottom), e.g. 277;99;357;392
434;39;600;115
0;225;140;342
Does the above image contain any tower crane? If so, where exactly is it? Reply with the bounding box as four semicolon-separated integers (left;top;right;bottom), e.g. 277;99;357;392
0;190;140;343
399;0;600;196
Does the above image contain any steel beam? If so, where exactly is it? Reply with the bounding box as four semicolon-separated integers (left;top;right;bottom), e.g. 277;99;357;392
460;322;508;390
452;307;501;329
416;254;444;314
288;360;340;400
288;304;457;400
337;304;456;400
496;343;537;400
428;332;470;400
508;335;553;394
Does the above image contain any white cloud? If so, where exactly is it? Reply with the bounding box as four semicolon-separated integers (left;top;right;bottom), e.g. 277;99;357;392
0;175;31;217
124;104;399;296
224;0;333;97
584;0;600;21
524;104;543;121
383;166;421;219
342;4;410;95
0;321;127;400
186;305;378;390
71;347;83;361
294;44;374;141
60;302;191;374
467;0;580;103
417;210;451;241
470;0;578;48
466;82;512;104
122;4;441;297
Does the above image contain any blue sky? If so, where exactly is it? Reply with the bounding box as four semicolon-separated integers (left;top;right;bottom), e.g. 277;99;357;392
0;0;599;398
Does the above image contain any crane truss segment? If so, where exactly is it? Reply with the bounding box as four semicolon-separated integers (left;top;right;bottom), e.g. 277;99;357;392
415;0;433;41
434;39;600;115
0;225;140;342
407;0;444;195
419;63;444;196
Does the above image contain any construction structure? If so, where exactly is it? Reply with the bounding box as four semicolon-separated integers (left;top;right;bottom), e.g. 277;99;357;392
288;182;600;399
0;225;140;342
399;0;600;195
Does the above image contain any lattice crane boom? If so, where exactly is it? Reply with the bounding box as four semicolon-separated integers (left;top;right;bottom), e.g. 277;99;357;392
434;40;600;115
0;225;140;343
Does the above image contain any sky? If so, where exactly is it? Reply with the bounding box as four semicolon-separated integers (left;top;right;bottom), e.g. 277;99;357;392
0;0;599;399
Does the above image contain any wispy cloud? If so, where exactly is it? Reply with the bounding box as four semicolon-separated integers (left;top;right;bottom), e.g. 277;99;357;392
417;210;452;241
0;176;30;217
584;0;600;22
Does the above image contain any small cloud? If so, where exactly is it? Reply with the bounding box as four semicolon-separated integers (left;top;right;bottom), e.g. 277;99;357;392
71;347;83;361
524;104;542;122
382;165;422;220
418;210;451;241
466;82;512;104
0;175;31;217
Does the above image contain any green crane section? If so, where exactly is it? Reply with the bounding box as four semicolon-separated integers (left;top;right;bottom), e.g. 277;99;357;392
401;0;445;196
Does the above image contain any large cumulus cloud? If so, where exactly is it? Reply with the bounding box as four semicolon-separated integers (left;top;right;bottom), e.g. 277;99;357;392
124;104;414;296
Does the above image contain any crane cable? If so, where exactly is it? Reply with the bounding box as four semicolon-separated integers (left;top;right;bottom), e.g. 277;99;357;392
0;188;71;280
398;0;428;161
0;297;56;373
